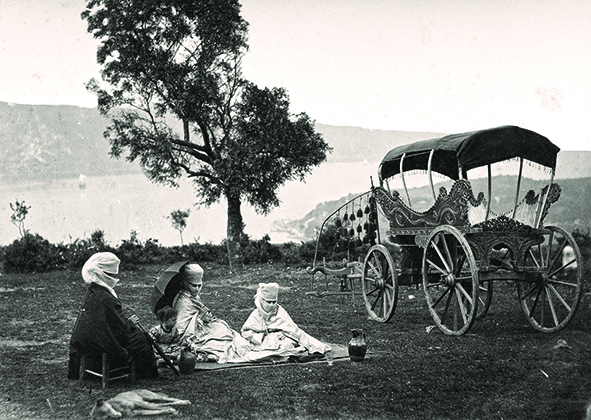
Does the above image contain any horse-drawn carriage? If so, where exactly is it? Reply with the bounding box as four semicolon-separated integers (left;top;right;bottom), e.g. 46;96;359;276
308;126;583;335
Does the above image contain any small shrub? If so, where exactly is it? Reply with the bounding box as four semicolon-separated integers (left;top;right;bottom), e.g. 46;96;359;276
3;233;62;273
240;234;282;264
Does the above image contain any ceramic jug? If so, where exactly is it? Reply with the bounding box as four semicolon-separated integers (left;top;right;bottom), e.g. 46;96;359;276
178;345;196;374
348;329;367;362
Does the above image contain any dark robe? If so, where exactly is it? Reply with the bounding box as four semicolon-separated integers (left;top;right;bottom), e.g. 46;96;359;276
67;283;157;379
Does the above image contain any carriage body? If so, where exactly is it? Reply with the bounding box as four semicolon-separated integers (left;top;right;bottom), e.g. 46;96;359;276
309;126;583;335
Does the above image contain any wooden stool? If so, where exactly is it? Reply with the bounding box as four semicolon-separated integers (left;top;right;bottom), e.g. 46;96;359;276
79;353;136;389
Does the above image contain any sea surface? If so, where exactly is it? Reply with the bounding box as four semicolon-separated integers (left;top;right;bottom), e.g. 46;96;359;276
0;162;379;246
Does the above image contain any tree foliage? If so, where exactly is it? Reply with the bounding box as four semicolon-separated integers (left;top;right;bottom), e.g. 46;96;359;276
167;209;191;245
9;199;31;238
81;0;331;263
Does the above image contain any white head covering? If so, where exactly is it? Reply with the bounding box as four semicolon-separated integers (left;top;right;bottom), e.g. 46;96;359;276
182;263;204;296
255;282;279;318
257;283;278;301
82;252;120;297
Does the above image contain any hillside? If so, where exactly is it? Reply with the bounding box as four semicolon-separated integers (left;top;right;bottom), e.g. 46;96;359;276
1;101;590;183
0;102;141;182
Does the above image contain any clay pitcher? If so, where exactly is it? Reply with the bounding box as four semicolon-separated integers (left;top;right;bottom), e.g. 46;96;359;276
348;329;367;362
178;346;196;374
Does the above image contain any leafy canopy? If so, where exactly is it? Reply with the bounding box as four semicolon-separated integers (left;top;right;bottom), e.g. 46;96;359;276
82;0;331;219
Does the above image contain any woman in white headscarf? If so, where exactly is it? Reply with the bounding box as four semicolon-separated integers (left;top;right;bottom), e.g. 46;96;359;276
172;263;236;361
67;252;158;379
241;283;330;355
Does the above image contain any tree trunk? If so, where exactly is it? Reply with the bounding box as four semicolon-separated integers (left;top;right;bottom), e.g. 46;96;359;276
226;190;245;271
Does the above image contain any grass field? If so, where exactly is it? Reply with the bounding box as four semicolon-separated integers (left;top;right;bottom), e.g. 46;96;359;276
1;262;590;419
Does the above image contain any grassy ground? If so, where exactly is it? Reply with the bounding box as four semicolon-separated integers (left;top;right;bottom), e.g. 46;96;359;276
1;262;590;419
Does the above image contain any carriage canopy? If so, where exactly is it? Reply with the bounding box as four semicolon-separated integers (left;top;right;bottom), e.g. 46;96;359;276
379;126;560;181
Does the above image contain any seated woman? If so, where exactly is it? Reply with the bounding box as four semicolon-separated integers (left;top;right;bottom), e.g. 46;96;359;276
241;282;330;355
172;263;236;362
67;252;158;379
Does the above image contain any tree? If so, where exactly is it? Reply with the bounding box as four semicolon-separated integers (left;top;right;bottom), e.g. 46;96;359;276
81;0;331;266
10;199;31;238
167;209;191;245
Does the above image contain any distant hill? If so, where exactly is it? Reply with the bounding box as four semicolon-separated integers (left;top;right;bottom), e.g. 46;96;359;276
0;102;141;182
0;102;589;183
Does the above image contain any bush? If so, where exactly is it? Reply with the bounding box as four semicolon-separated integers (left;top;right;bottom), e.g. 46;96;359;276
239;234;282;265
0;227;337;273
2;233;63;273
62;229;115;270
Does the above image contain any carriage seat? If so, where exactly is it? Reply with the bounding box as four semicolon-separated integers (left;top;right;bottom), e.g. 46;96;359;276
469;183;561;228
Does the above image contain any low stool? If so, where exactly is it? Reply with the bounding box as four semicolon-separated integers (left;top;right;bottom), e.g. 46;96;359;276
79;353;135;389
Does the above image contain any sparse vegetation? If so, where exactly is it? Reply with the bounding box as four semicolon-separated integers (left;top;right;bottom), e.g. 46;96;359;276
9;199;30;238
167;209;191;246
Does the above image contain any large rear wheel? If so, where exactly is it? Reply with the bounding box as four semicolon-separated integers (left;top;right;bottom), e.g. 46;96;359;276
422;226;479;335
518;225;583;332
361;245;398;322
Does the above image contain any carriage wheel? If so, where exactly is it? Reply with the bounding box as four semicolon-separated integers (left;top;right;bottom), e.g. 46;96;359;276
476;281;493;320
518;225;583;332
422;225;479;335
361;245;398;322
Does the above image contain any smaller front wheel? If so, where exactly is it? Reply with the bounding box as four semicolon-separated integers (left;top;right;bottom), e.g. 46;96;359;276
361;245;398;322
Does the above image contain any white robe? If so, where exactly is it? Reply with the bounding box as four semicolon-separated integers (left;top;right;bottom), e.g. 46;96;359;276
241;304;330;355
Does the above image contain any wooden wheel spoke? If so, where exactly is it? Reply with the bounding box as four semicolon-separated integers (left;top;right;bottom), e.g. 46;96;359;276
548;238;567;274
439;291;453;325
520;283;539;301
456;283;473;305
548;278;578;288
431;239;452;273
545;286;559;327
454;287;469;324
371;289;384;310
548;258;576;278
547;283;572;312
454;254;466;277
527;285;542;316
426;258;448;276
367;259;381;278
382;290;390;312
431;286;451;309
440;234;453;270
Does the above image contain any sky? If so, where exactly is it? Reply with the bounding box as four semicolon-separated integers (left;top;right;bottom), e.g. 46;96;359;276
0;0;590;151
